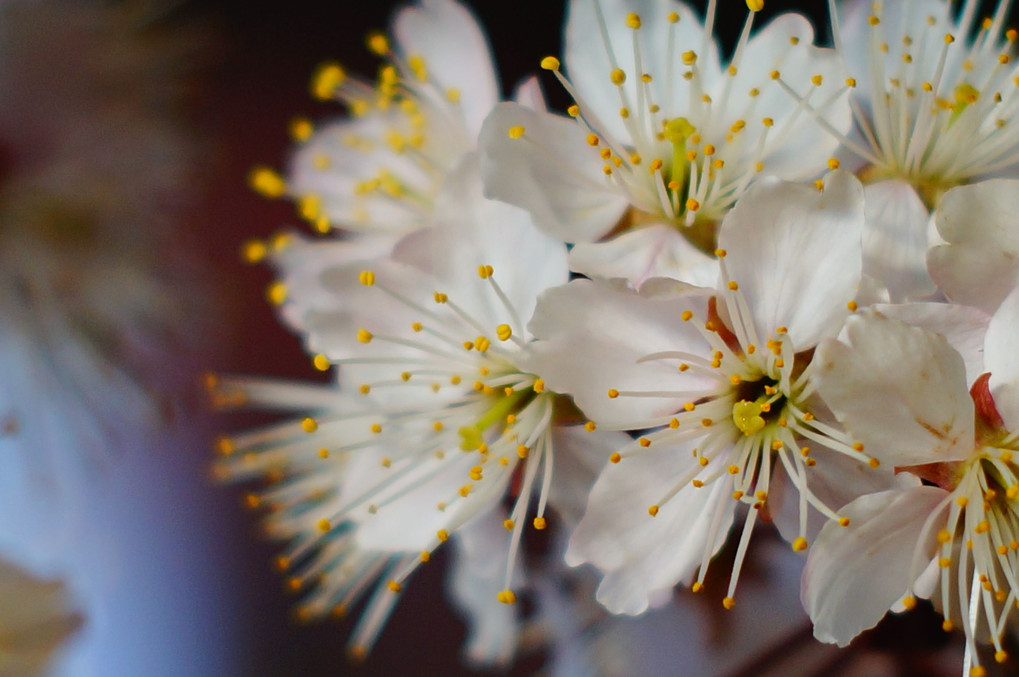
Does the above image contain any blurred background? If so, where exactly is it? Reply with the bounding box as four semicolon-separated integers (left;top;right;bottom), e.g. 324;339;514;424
1;1;1015;675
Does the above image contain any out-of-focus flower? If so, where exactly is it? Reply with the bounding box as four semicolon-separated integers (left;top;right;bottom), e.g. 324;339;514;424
248;0;504;241
215;157;627;661
523;171;895;615
804;289;1019;676
479;0;850;287
0;555;82;677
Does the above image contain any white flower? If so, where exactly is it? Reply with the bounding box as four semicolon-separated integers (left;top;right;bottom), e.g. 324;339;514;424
523;170;894;614
804;288;1019;676
829;0;1019;196
479;0;850;287
0;555;81;677
215;158;628;659
248;0;504;238
927;178;1019;314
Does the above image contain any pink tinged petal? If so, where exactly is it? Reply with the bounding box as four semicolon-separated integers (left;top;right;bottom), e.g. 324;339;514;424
565;447;734;615
568;224;720;289
720;14;850;179
985;286;1019;431
522;278;715;427
392;0;499;139
512;75;546;112
564;0;720;144
871;301;990;388
861;180;936;303
479;103;629;242
802;486;948;646
928;179;1019;314
816;310;975;466
717;170;865;350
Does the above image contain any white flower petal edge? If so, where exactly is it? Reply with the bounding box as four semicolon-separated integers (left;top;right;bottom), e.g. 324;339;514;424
479;102;629;243
802;486;948;646
928;179;1019;314
392;0;499;139
717;170;864;351
815;309;975;466
985;285;1019;431
861;180;935;303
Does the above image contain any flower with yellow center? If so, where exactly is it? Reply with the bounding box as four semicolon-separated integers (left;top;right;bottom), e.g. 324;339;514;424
804;287;1019;677
479;0;851;288
521;170;896;614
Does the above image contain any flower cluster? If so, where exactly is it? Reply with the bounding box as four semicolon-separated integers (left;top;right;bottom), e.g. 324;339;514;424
220;0;1019;674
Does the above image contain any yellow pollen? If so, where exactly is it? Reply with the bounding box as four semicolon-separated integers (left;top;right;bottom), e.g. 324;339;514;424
608;389;620;399
811;74;823;86
610;68;626;85
639;437;652;447
901;596;917;610
358;270;376;286
497;590;517;604
496;324;512;341
957;496;970;507
722;597;736;609
610;453;622;464
943;619;954;632
975;521;990;534
317;518;331;532
533;517;547;530
692;479;704;487
792;537;808;551
762;117;774;127
301;418;318;433
648;505;660;516
668;11;679;23
367;32;389;55
241;239;268;264
868;16;880;26
567;105;579;117
585;421;597;432
387;580;402;593
587;133;600;146
540;56;560;71
507;126;525;139
940;557;952;567
846;77;857;87
518;445;529;459
649;158;664;172
434;292;448;303
311;62;346;100
437;529;449;541
682;51;697;65
698;457;709;467
503;519;514;531
996;651;1008;664
532;379;546;394
249;166;287;199
728;465;740;475
371;423;382;434
746;0;764;10
686;198;700;211
475;336;491;353
626;13;641;28
868;458;881;468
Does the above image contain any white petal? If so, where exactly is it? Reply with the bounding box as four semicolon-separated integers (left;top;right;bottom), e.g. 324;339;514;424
448;509;520;667
568;224;720;289
566;446;734;615
871;301;990;387
522;279;714;427
512;75;546;112
717;170;865;350
815;310;975;466
479;103;628;242
861;180;936;303
394;153;569;329
718;14;850;179
549;426;627;528
802;486;948;646
564;0;720;144
392;0;499;139
986;285;1019;431
928;179;1019;314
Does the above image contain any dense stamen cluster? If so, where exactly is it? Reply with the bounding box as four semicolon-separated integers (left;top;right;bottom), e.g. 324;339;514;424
601;255;869;606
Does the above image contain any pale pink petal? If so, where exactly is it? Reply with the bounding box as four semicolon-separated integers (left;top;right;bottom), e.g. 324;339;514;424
549;426;627;529
861;180;935;303
522;279;714;427
928;179;1019;314
815;310;975;466
568;224;719;289
392;0;499;139
802;486;948;646
871;301;990;387
986;286;1019;431
479;103;628;242
717;170;865;350
512;75;546;112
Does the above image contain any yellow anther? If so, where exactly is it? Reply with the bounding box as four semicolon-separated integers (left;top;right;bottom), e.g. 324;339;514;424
702;144;716;156
518;445;529;459
585;421;597;432
722;597;736;609
610;68;626;85
792;537;808;552
532;379;545;394
434;292;448;303
567;105;580;117
648;505;660;517
497;590;517;604
508;126;525;139
446;88;461;103
996;651;1008;664
386;580;402;593
686;198;700;211
620;107;630;118
357;328;374;344
942;619;954;632
437;529;449;542
311;62;346;100
533;517;547;530
625;12;642;28
868;15;880;25
698;456;709;467
367;32;389;55
957;496;969;507
610;452;622;464
762;116;774;127
727;465;740;475
668;11;679;22
868;458;881;468
692;479;704;487
301;417;318;433
769;70;780;80
541;56;561;71
503;519;515;531
249;166;287;198
241;239;268;265
639;437;651;448
746;0;764;10
902;596;917;610
940;557;952;567
811;74;823;86
845;77;857;88
608;389;620;399
371;423;382;434
682;51;697;65
587;133;600;146
975;520;990;534
317;518;331;532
